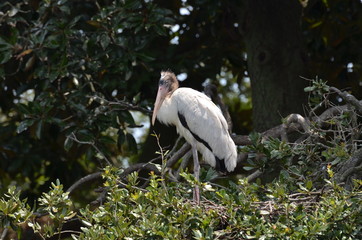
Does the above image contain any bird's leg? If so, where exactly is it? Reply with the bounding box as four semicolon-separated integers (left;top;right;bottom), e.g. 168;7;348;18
192;146;200;204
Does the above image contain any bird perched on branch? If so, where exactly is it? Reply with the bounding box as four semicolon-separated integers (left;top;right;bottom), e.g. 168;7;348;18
152;70;237;203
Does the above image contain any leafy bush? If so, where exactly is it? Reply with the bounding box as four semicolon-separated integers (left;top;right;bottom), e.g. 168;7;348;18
1;167;361;239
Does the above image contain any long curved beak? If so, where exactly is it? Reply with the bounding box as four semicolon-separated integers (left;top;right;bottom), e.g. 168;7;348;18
152;86;167;125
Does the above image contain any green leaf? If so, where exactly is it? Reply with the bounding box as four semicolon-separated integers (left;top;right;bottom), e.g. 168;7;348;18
77;129;94;141
117;130;125;149
153;25;167;36
16;103;31;115
304;86;315;92
243;166;256;171
193;229;203;239
119;111;135;126
64;136;73;152
99;34;110;50
44;35;60;49
135;52;155;62
36;120;43;139
306;180;313;190
126;133;137;153
17;119;36;134
98;136;116;144
0;37;13;64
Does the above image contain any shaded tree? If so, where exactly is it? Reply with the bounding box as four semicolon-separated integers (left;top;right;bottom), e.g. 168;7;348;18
243;0;308;131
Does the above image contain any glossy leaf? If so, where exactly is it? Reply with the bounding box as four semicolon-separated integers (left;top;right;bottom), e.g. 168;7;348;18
16;119;36;134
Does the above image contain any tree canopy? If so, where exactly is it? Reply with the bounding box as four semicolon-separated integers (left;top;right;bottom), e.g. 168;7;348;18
0;0;362;239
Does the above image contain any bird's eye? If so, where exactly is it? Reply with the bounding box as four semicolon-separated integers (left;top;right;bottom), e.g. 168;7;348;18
159;79;165;85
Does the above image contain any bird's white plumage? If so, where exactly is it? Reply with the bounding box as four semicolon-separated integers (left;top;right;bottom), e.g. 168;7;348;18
156;87;237;172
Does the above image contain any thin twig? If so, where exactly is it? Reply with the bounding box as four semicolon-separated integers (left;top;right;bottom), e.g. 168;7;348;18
90;95;152;115
68;132;112;165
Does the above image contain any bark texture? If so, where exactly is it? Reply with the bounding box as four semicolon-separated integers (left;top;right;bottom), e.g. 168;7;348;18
243;0;308;132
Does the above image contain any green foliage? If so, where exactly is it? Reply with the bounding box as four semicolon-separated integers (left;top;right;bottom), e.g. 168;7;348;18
0;186;32;229
30;180;76;238
243;133;293;173
1;171;361;239
0;181;76;239
304;77;330;107
38;180;75;221
0;0;175;198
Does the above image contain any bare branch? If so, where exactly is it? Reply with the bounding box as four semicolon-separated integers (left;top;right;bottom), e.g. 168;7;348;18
284;114;310;133
335;148;362;188
231;135;252;145
120;162;161;178
330;87;362;114
66;172;102;194
166;142;191;168
247;170;263;182
68;132;112;165
91;95;152;115
174;150;192;180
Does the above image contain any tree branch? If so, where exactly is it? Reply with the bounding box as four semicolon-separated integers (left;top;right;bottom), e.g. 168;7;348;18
66;172;102;194
329;87;362;115
166;142;191;168
68;132;112;165
91;95;152;115
335;148;362;189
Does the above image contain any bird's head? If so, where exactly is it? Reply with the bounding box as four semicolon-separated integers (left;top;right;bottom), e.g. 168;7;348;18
152;70;179;125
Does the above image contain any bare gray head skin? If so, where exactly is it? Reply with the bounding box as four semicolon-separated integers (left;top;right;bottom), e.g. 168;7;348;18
152;70;179;125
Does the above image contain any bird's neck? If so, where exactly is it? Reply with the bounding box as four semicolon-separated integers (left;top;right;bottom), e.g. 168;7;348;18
168;86;178;96
157;91;178;126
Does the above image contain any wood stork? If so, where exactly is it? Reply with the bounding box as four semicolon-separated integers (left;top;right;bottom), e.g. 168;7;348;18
152;70;237;203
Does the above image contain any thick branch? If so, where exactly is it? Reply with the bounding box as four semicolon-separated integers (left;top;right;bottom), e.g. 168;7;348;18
120;162;161;178
330;87;362;115
247;170;262;182
335;148;362;187
67;172;102;194
166;143;191;168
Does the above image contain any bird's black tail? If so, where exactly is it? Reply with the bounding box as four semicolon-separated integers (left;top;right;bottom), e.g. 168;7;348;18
215;156;227;174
